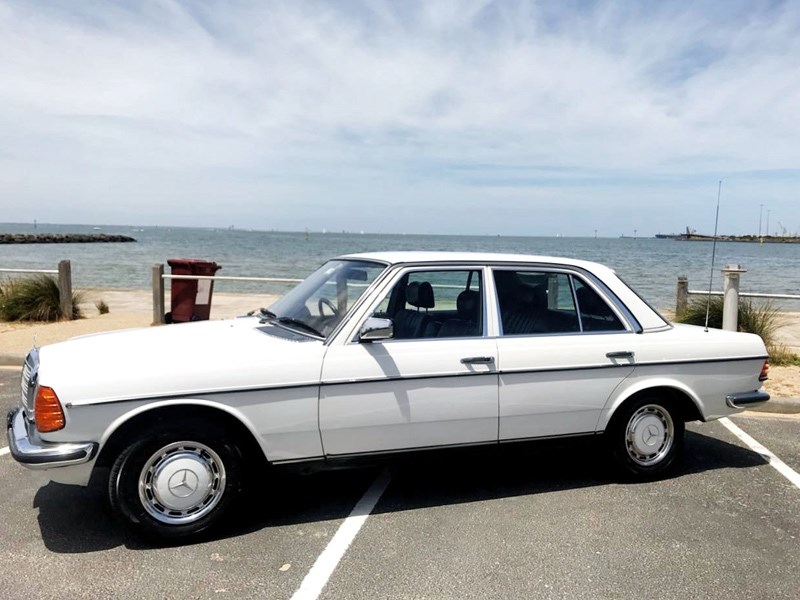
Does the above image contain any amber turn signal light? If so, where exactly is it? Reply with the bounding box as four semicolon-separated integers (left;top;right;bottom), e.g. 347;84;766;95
35;386;66;432
759;359;769;382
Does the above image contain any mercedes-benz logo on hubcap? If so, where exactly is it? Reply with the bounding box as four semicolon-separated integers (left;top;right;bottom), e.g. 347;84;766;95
168;469;199;498
644;424;661;446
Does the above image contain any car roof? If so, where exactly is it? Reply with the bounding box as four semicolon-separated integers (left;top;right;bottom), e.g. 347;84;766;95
337;251;613;273
337;251;669;331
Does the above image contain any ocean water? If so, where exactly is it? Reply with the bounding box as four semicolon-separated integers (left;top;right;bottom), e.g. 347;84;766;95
2;222;799;310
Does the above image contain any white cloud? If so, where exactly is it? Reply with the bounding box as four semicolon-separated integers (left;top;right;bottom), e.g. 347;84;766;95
0;0;798;234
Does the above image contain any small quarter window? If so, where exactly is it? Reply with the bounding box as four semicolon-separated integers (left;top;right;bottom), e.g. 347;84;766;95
574;279;625;332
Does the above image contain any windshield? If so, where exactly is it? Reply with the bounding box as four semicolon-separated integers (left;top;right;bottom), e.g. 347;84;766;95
267;259;387;338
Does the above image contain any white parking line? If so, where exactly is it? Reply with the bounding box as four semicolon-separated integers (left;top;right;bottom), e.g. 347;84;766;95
291;469;392;600
720;417;800;490
0;446;8;457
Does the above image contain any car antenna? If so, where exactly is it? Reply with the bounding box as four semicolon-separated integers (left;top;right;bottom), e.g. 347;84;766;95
704;180;722;332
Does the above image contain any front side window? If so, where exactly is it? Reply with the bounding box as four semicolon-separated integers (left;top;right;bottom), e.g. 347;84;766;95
494;269;625;335
372;269;483;339
268;260;386;338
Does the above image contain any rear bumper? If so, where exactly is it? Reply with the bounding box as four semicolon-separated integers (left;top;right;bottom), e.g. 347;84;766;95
6;408;97;468
725;390;770;410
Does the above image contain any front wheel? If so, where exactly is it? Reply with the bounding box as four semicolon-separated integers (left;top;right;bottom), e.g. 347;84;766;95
108;427;243;540
607;396;685;479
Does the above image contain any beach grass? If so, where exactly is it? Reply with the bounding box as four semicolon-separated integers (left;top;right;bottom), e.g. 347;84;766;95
0;274;84;321
676;296;798;365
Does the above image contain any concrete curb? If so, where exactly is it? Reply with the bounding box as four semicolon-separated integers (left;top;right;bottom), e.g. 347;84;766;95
0;354;23;367
746;397;800;415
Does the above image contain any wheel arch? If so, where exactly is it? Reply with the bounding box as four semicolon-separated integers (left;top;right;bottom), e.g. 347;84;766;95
93;400;268;472
599;381;703;432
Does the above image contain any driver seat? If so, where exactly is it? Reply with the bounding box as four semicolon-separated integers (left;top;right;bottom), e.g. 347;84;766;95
393;282;435;339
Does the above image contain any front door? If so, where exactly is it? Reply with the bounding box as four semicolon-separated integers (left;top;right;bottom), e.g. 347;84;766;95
319;267;499;456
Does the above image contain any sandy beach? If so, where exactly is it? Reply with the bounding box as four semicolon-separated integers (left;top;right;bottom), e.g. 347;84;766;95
0;288;279;356
1;287;798;398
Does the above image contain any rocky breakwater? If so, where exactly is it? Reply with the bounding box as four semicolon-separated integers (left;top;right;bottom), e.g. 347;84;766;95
0;233;137;244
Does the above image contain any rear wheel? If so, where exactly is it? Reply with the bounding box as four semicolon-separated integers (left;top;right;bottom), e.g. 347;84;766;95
608;396;684;478
108;425;243;540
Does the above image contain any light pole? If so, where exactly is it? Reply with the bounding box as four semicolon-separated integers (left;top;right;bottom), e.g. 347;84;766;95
767;210;771;237
759;203;764;237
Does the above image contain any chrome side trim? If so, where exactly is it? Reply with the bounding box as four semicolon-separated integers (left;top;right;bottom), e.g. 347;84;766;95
725;391;770;409
67;354;768;408
7;408;97;468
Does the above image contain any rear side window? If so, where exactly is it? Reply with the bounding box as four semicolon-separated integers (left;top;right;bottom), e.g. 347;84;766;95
494;270;625;335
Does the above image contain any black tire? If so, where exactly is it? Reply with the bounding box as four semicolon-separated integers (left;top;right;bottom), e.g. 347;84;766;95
108;424;243;541
607;395;685;479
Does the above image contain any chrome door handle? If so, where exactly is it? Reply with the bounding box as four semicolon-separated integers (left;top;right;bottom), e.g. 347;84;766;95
461;356;495;365
606;351;635;359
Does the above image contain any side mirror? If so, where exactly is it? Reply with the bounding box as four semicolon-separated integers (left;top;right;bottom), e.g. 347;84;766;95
359;317;394;342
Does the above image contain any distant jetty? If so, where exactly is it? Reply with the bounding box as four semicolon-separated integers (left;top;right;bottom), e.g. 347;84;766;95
658;227;800;243
0;233;137;244
676;234;800;243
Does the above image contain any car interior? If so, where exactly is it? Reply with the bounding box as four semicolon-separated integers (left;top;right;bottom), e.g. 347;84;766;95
371;268;625;340
376;271;483;339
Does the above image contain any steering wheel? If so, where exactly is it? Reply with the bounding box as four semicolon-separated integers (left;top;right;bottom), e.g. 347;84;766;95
318;297;339;317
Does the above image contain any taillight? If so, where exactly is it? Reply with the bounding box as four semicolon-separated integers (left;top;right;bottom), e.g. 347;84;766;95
35;386;66;432
759;360;769;382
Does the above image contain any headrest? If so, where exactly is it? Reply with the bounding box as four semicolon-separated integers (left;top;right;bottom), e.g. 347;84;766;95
517;284;547;308
457;290;480;319
407;281;435;309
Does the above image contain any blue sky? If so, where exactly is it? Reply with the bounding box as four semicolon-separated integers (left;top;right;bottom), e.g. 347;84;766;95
1;0;798;236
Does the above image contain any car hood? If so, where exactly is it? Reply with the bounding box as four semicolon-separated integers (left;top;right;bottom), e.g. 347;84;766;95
36;317;326;406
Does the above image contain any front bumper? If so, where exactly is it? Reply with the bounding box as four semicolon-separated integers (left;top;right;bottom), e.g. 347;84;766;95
6;408;97;468
725;390;770;410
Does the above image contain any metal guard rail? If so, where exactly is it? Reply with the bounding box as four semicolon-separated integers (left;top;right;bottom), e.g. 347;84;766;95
688;290;800;301
163;274;302;283
0;268;58;275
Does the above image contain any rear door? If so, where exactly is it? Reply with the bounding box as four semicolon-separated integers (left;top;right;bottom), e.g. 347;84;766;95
493;268;637;440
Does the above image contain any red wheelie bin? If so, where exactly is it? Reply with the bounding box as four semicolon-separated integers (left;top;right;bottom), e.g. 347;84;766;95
166;259;222;323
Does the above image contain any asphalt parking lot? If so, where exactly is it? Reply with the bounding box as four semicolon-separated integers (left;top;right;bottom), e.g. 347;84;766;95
2;366;799;600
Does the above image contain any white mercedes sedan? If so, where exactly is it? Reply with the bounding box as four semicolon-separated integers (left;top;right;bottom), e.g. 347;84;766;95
8;252;770;539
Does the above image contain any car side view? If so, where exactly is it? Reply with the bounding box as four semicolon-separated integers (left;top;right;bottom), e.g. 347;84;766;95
8;252;770;539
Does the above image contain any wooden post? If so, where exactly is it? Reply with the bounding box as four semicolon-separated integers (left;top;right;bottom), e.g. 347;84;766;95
152;263;165;325
676;276;688;317
58;260;73;320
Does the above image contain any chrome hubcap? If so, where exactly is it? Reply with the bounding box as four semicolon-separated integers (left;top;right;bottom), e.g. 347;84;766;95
625;404;674;466
138;441;226;525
